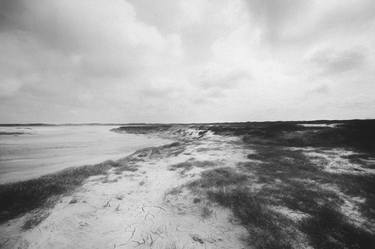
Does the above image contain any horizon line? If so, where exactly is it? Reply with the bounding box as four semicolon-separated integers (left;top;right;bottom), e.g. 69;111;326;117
0;118;374;126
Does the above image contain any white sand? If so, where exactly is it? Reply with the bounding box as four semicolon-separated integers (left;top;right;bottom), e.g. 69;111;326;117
2;128;373;248
1;133;249;249
298;123;341;128
303;148;375;175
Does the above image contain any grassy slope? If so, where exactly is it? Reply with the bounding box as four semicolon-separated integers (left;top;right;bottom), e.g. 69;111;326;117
196;119;375;153
0;158;138;224
187;120;375;249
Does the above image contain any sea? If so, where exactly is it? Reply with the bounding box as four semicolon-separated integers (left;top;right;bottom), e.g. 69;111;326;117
0;125;169;184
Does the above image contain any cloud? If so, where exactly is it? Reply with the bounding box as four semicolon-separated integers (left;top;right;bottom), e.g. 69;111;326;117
309;48;366;75
304;85;330;99
0;0;374;123
0;78;23;97
196;70;251;90
244;0;310;43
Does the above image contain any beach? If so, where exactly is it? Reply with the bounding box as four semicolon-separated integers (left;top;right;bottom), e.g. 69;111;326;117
0;122;374;249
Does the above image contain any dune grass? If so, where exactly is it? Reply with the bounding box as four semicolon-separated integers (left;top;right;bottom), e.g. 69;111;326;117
246;146;375;248
168;159;217;175
168;161;194;174
111;125;173;135
187;167;297;249
187;142;375;249
301;205;374;249
199;120;375;153
244;146;375;219
209;189;296;249
188;167;247;190
0;159;134;224
21;210;50;230
200;206;214;219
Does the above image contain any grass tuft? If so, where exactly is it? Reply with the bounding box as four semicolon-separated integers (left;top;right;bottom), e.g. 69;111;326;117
188;167;247;190
301;205;375;249
169;159;217;175
200;206;214;219
22;210;50;230
208;189;295;249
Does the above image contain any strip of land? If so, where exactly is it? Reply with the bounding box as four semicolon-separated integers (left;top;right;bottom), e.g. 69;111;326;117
1;121;374;249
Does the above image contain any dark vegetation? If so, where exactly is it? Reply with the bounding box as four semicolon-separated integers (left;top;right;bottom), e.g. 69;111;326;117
301;205;375;249
189;161;375;249
186;120;375;249
196;119;375;153
146;142;184;158
188;168;297;249
0;159;133;224
246;146;375;228
200;206;214;219
209;189;296;249
242;145;375;223
21;210;50;230
111;124;173;134
188;167;247;190
168;159;217;175
0;132;29;135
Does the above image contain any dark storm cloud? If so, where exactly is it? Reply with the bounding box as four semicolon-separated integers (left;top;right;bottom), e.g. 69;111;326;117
0;0;21;29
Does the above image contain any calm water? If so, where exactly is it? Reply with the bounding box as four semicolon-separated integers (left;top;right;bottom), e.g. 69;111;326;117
0;126;169;184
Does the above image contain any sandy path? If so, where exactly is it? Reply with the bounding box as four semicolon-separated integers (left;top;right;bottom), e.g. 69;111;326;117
2;134;250;249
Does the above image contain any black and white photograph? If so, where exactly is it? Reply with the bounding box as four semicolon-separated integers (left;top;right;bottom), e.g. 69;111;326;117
0;0;374;248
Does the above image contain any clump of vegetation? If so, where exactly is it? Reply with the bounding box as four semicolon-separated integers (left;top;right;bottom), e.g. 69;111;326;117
208;189;296;249
193;197;201;203
169;159;217;175
113;164;138;175
22;210;50;230
144;142;184;158
200;206;214;219
300;205;375;249
111;125;172;134
165;186;183;196
169;161;194;174
188;167;247;190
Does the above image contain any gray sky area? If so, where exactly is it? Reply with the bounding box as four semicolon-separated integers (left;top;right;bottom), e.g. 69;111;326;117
0;0;374;123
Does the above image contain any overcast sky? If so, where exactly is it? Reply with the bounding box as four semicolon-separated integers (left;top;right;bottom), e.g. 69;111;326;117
0;0;374;123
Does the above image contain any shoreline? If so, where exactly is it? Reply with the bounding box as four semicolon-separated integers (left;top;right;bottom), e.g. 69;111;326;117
0;125;172;184
0;138;179;224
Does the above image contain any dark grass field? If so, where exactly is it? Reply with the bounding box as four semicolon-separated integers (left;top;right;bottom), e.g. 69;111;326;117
196;119;375;153
187;120;375;249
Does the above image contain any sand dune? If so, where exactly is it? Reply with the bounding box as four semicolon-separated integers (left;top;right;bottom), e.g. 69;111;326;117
1;122;374;249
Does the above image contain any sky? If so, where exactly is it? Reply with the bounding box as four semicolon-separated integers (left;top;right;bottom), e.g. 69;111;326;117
0;0;374;123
